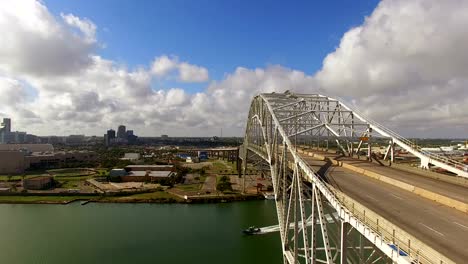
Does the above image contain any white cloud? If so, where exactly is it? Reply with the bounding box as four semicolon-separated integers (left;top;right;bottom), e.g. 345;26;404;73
151;55;178;77
61;13;97;43
0;0;96;77
178;62;209;82
313;0;468;136
0;77;40;128
151;55;209;82
0;0;467;138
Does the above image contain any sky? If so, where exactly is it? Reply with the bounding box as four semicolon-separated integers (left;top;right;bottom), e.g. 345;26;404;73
0;0;467;138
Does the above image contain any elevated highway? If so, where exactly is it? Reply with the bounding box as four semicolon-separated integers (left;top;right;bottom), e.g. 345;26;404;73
240;92;467;264
299;151;468;263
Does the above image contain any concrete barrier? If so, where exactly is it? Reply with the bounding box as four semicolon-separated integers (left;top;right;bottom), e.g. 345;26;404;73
333;188;455;264
298;149;468;213
391;163;468;188
298;148;468;214
339;160;468;213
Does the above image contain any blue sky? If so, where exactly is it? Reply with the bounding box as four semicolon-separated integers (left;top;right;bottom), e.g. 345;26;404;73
3;0;465;137
45;0;378;83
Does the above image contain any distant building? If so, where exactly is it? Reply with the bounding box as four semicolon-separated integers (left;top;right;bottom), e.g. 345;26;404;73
0;118;37;144
25;134;39;144
14;131;27;143
121;153;141;161
25;151;97;170
117;125;127;139
65;135;85;145
109;169;128;177
125;165;175;172
0;150;25;174
161;135;169;139
23;176;53;190
105;126;139;145
105;129;116;146
126;130;138;144
198;151;208;160
0;144;96;172
121;171;174;182
120;164;175;182
107;129;116;139
1;118;11;133
46;136;65;144
0;118;10;143
0;144;54;153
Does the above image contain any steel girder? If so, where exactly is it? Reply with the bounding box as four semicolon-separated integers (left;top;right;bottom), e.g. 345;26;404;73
240;93;452;264
263;93;467;177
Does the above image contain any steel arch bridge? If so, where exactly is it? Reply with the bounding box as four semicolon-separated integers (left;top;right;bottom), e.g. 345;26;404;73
240;92;466;264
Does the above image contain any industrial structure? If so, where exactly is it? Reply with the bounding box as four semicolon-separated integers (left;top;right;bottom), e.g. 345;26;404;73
240;92;467;264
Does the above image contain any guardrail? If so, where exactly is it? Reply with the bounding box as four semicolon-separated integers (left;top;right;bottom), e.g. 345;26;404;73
330;187;454;264
334;96;467;172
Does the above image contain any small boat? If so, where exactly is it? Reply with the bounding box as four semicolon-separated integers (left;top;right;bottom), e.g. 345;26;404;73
243;226;261;235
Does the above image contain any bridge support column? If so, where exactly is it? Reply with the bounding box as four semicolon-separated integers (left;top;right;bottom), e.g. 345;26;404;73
367;142;372;161
390;141;394;164
340;221;350;264
420;157;430;170
383;139;395;166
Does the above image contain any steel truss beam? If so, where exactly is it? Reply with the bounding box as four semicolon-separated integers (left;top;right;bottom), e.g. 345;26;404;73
241;92;457;264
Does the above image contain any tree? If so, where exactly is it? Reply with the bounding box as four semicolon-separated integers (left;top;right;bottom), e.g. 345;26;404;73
216;176;232;192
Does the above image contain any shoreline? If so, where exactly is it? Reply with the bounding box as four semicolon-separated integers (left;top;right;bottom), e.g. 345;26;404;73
0;193;265;205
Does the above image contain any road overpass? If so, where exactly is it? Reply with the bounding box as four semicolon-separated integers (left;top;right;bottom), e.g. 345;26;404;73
239;92;467;264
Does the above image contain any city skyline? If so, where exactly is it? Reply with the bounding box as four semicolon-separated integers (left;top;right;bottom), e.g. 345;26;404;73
0;1;467;138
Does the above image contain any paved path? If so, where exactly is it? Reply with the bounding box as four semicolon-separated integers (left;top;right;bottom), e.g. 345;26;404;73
300;154;468;264
201;175;216;192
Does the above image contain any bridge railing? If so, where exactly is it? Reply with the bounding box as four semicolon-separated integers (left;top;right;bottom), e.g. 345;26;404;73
334;96;467;172
330;186;455;264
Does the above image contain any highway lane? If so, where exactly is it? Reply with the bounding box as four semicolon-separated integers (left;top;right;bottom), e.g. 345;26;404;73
301;149;468;203
301;156;468;264
336;156;468;203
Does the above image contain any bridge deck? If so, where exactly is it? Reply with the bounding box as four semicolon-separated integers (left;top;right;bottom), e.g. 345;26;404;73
300;154;468;264
303;149;468;204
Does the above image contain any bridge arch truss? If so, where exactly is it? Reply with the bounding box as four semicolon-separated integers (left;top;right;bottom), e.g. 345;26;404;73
240;93;458;264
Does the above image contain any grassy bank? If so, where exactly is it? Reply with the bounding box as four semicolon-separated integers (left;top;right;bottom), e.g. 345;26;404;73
98;191;183;203
0;195;99;204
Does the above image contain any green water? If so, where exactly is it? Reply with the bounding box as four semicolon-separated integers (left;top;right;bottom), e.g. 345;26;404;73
0;201;281;264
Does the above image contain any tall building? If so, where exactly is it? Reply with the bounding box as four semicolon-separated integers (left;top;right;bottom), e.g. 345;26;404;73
0;118;11;143
126;130;138;144
107;129;116;140
117;125;126;139
1;118;11;133
105;129;116;146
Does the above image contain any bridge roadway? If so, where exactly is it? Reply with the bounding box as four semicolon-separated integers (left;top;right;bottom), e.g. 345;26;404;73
310;150;467;204
297;151;468;264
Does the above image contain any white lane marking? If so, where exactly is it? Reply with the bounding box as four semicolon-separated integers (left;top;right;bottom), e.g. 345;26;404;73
390;194;403;200
365;194;378;202
453;222;468;230
419;223;444;236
